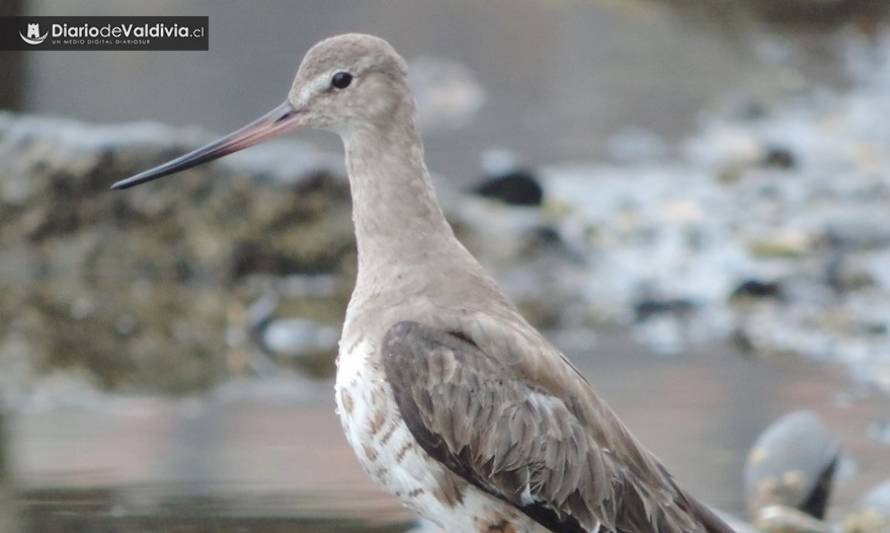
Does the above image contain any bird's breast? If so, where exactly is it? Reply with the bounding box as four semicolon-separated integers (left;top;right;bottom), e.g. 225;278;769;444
335;337;447;511
335;336;550;533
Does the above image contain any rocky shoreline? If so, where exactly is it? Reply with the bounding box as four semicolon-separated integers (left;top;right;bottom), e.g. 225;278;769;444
542;31;890;393
0;113;354;395
0;112;565;398
2;31;890;400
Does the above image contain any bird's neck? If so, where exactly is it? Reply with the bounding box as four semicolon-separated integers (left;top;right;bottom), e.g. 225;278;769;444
342;116;458;286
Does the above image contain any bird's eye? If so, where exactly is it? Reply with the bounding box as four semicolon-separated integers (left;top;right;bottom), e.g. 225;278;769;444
331;71;353;90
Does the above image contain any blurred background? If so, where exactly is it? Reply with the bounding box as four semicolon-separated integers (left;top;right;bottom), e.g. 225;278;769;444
1;0;890;532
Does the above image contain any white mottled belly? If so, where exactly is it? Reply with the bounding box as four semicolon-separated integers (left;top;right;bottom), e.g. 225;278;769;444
334;337;546;532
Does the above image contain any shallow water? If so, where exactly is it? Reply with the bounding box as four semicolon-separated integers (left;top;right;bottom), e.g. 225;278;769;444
5;330;888;532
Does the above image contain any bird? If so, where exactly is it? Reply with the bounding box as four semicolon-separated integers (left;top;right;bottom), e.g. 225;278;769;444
112;34;735;533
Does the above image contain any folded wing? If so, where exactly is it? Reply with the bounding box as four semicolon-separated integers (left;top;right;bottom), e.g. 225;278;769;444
382;320;735;533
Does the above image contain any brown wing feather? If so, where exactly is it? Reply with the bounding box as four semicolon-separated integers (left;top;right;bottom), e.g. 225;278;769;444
382;321;736;533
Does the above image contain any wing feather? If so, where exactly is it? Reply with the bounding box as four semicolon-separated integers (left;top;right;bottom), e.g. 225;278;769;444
382;320;735;533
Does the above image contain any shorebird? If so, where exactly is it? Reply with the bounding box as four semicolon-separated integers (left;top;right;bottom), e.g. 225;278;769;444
112;34;735;533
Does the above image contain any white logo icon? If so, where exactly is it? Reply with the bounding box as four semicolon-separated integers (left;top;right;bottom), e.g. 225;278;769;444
20;23;48;45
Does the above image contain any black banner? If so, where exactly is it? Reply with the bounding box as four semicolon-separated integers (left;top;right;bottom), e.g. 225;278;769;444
0;16;208;50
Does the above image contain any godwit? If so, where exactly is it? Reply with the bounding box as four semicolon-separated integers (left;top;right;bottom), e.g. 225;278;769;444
112;33;735;533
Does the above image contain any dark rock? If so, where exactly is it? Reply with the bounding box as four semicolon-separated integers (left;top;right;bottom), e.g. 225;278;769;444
0;112;352;394
0;112;538;394
471;168;543;206
762;145;796;169
633;298;696;322
744;411;841;521
517;226;566;257
731;279;784;301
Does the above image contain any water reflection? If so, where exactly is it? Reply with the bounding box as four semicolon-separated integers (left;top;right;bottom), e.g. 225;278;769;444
0;413;20;533
7;331;889;532
20;488;408;533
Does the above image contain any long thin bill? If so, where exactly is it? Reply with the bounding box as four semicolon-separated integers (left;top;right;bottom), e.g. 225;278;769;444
111;101;300;190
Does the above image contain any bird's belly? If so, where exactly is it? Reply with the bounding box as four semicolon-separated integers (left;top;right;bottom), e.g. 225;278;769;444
335;339;546;532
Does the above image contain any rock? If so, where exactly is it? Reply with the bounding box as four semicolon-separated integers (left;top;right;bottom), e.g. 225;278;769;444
714;511;762;533
842;480;890;533
825;254;876;293
0;112;352;394
256;317;341;378
744;411;841;520
262;318;339;360
747;231;815;258
731;279;784;301
823;217;890;252
717;512;763;533
633;298;696;323
499;229;589;328
449;192;589;328
0;112;564;396
762;145;796;169
754;505;832;533
471;168;543;206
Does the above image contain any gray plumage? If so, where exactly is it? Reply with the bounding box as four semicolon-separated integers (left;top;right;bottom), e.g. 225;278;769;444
112;33;737;533
303;33;735;533
382;321;733;533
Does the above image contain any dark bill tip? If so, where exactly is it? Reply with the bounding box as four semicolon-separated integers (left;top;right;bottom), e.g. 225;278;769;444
111;101;300;190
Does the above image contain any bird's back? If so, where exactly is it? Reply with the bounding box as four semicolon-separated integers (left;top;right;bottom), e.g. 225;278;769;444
340;238;734;532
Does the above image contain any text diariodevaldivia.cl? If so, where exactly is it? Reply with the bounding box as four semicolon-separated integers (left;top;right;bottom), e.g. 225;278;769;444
50;23;205;39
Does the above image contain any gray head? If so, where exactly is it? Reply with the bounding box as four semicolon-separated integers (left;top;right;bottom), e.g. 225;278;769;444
111;33;413;189
288;34;411;134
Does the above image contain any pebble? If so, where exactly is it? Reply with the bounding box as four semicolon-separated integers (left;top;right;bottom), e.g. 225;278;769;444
261;318;339;360
539;30;890;391
472;168;544;206
744;411;840;519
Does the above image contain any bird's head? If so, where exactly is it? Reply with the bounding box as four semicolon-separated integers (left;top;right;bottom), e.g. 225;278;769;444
288;33;411;133
111;33;411;190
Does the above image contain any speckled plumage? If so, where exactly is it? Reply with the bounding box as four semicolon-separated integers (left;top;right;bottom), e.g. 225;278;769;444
309;34;736;533
115;32;736;533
